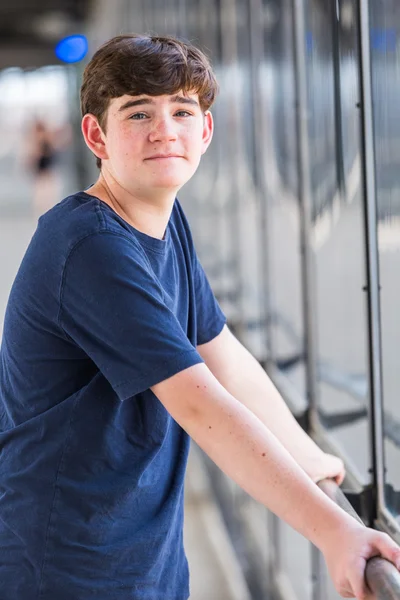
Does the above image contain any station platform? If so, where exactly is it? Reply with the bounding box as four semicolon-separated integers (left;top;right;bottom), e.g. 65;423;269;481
0;213;252;600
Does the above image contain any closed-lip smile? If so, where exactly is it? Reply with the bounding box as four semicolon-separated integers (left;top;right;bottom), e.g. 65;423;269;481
145;154;183;160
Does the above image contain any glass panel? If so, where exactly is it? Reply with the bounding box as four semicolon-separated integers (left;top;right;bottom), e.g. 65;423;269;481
150;1;166;33
181;0;241;332
262;0;306;401
179;0;222;259
264;5;310;592
128;0;147;31
163;0;179;35
370;0;400;523
233;0;265;358
184;5;274;595
305;0;372;486
141;0;156;32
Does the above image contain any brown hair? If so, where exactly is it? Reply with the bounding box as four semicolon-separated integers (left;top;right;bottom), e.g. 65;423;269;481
80;34;219;168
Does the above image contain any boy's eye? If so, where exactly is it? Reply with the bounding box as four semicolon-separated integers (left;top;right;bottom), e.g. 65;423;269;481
129;110;192;120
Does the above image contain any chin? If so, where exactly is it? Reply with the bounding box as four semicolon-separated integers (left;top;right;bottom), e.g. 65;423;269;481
153;176;190;189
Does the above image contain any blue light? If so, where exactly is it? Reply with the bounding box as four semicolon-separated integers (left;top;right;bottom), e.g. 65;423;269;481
55;35;88;63
306;32;314;53
370;29;397;52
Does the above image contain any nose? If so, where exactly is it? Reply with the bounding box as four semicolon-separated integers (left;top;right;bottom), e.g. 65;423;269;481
148;116;178;143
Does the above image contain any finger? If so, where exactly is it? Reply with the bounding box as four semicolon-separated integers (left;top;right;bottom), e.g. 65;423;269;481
350;557;369;600
374;533;400;569
340;588;355;598
334;468;346;486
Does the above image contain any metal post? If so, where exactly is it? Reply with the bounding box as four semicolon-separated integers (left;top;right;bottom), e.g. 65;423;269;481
331;0;346;197
355;0;400;547
292;1;327;597
219;0;245;338
248;0;273;361
268;513;282;597
357;0;386;523
292;0;319;430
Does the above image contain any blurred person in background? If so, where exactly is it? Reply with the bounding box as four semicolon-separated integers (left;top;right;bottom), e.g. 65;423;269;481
25;118;69;217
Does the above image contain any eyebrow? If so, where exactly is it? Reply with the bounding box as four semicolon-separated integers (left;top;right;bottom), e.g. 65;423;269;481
118;95;199;112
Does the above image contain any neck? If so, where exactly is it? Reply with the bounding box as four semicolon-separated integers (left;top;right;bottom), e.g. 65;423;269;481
87;170;177;240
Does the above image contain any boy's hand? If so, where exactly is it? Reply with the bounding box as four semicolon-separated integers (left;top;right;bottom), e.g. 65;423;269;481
322;521;400;599
302;451;346;485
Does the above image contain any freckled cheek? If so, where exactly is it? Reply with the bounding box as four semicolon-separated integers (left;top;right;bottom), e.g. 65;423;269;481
110;133;142;166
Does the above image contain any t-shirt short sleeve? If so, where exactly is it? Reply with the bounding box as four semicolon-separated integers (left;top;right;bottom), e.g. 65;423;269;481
193;255;227;346
59;232;203;400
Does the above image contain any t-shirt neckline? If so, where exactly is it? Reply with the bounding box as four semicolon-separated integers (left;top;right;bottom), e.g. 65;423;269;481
80;190;171;254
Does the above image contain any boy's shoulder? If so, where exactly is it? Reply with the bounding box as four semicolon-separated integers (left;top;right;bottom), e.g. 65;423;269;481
42;192;190;241
40;190;134;247
33;192;195;273
21;191;150;287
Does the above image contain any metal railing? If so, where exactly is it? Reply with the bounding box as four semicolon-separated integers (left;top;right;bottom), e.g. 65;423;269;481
318;479;400;599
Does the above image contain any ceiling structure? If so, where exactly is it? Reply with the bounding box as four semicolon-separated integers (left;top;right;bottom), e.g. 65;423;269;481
0;0;94;70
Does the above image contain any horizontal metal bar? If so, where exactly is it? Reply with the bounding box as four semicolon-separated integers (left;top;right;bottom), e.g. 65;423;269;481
318;479;400;599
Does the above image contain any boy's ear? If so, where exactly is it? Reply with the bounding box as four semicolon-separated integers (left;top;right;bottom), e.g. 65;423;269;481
81;114;109;161
201;111;214;155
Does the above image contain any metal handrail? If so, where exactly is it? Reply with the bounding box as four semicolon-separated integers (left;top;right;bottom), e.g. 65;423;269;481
318;479;400;599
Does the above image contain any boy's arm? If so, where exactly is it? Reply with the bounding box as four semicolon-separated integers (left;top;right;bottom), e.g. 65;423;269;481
197;325;344;484
151;362;400;599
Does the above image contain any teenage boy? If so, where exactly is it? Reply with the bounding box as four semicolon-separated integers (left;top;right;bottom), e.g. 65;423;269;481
0;34;398;600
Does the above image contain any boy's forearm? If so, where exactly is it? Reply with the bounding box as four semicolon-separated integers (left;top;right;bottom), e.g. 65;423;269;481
209;344;324;466
180;379;351;553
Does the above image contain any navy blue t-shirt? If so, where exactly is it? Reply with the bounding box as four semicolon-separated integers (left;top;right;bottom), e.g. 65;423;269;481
0;191;226;600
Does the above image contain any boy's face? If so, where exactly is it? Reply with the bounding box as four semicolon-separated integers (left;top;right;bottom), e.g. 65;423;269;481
84;91;213;198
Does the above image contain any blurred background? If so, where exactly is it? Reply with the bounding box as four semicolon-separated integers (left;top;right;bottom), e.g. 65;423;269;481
1;1;400;599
